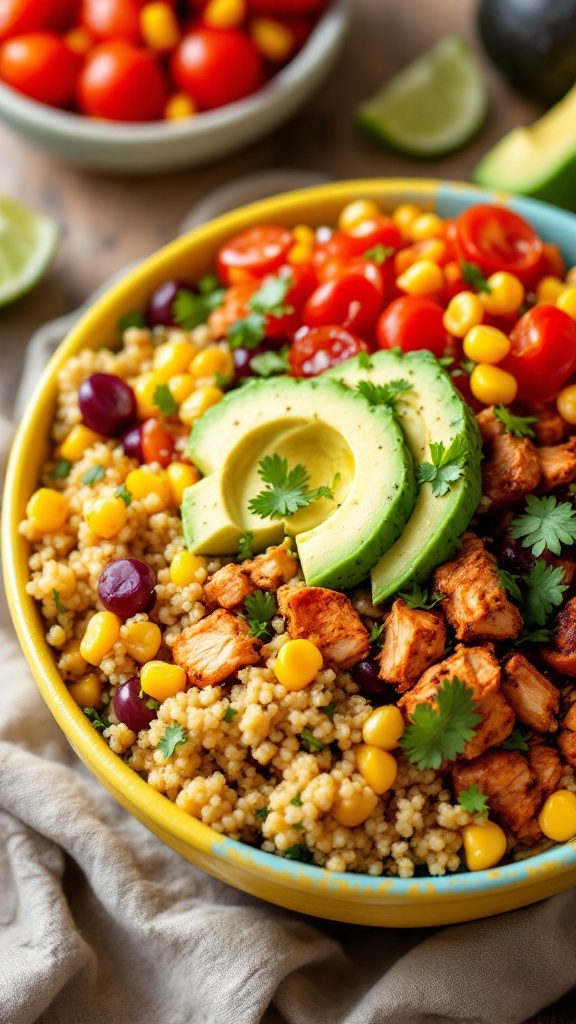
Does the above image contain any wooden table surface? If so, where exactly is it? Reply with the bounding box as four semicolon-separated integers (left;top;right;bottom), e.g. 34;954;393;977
0;0;574;1018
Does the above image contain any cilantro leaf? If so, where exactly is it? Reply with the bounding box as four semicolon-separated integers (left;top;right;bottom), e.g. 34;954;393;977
226;275;293;351
116;483;132;507
52;588;66;615
493;405;537;439
363;244;394;264
49;458;72;480
510;494;576;557
157;723;187;759
227;311;266;351
284;844;312;862
399;677;481;770
497;568;523;605
460;260;492;293
247;453;335;520
118;310;146;333
320;703;335;722
501;726;529;752
290;793;303;807
146;698;161;711
416;436;469;497
237;531;254;562
153;383;178;417
515;626;555;646
172;287;225;330
83;707;110;733
249;347;291;378
397;584;444;610
82;464;106;486
369;621;385;650
450;357;475;378
357;352;373;370
522;560;568;626
242;590;276;640
458;784;489;814
223;706;237;724
198;273;222;295
356;378;412;409
255;806;269;821
300;728;326;752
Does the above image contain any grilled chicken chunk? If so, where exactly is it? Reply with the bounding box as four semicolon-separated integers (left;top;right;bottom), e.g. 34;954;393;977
476;406;504;444
541;598;576;677
277;584;370;669
531;407;565;447
481;432;542;510
434;534;522;642
172;609;261;688
536;437;576;492
452;750;542;835
528;744;563;795
243;544;298;591
502;653;560;733
378;598;446;693
204;545;298;611
558;699;576;768
398;643;515;760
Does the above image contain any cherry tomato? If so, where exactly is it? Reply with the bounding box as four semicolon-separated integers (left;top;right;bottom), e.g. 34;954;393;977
346;215;403;255
540;242;566;280
500;306;576;401
77;41;169;121
289;325;368;377
303;261;384;338
172;28;263;111
141;419;174;468
376;295;447;357
80;0;141;43
0;31;81;106
312;231;365;283
216;225;293;284
0;0;69;40
455;205;544;285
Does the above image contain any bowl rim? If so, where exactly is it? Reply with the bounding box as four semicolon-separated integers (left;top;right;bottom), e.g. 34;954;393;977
0;0;350;142
4;176;576;906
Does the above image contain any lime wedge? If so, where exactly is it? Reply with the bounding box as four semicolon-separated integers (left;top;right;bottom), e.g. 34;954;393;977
357;36;488;158
0;195;59;307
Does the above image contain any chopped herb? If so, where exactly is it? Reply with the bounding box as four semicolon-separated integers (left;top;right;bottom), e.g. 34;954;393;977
501;726;529;752
496;569;523;605
369;621;385;650
510;495;576;558
223;706;238;724
450;357;476;378
416;436;469;497
522;560;568;626
198;273;221;295
52;588;66;615
460;260;492;293
300;728;326;753
515;626;555;646
172;287;225;330
438;354;454;368
83;707;110;733
292;822;304;830
255;806;269;822
249;347;291;378
320;703;335;722
118;310;146;333
397;584;444;610
493;405;538;439
237;531;254;562
157;723;187;759
248;453;335;520
153;383;178;417
116;483;132;506
214;371;233;390
363;244;394;264
49;458;72;480
458;784;489;814
356;378;412;409
399;677;481;770
290;793;303;807
226;275;293;351
357;352;373;370
146;698;161;711
242;590;276;640
82;464;106;486
284;843;312;862
227;312;266;351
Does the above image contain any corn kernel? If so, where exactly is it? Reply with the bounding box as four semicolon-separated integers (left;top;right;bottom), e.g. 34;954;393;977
85;496;128;538
60;424;104;462
338;199;381;233
166;461;201;505
123;620;162;663
252;17;294;61
68;672;104;709
292;225;316;246
392;202;421;239
189;346;234;380
154;340;198;382
469;364;518;405
557;384;576;425
538;789;576;842
26;488;68;534
480;272;524;317
274;639;323;691
557;286;576;320
64;27;93;54
396;259;443;297
126;468;172;510
462;821;507;871
331;788;379;828
140;660;187;702
168;372;196;405
463;324;511;364
287;242;313;265
443;291;484;338
179;386;224;426
62;639;88;676
394;240;447;275
169;550;208;587
362;705;404;750
355;744;398;795
204;0;246;28
536;275;565;304
133;372;162;419
165;93;196;120
408;212;444;243
140;1;180;49
80;611;121;665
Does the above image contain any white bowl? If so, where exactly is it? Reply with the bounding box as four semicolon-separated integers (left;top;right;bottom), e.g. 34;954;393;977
0;0;350;174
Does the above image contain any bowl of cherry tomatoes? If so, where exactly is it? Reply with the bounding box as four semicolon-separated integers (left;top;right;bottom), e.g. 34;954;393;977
0;0;349;173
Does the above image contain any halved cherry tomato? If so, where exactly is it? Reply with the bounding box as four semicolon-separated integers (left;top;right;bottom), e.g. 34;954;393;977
141;418;175;467
455;205;543;286
80;0;142;43
289;325;368;377
312;232;365;283
216;225;293;285
500;306;576;401
376;295;447;357
303;261;384;338
0;31;82;106
346;215;403;255
172;27;263;111
77;41;169;121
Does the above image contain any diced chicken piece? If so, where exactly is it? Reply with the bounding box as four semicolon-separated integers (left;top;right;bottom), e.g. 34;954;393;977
398;644;515;760
476;406;505;444
531;407;565;447
554;557;576;588
481;432;541;510
536;437;576;492
541;598;576;677
277;585;370;669
452;750;542;835
502;653;560;733
563;701;576;732
528;745;563;795
378;598;446;693
243;544;298;592
558;729;576;768
172;609;261;688
434;534;523;642
204;563;256;611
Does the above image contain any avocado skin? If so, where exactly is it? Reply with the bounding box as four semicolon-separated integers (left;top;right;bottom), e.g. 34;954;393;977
478;0;576;104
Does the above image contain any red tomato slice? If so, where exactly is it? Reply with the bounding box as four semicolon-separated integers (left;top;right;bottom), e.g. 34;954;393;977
141;419;175;467
500;305;576;401
216;225;294;284
289;325;368;377
302;261;384;338
455;204;544;285
376;295;447;357
0;31;82;106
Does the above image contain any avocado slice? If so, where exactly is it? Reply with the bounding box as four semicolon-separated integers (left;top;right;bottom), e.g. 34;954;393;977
474;81;576;208
182;376;417;591
326;350;482;602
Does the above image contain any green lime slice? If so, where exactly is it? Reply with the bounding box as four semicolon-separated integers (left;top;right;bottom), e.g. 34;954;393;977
0;195;59;307
357;36;488;158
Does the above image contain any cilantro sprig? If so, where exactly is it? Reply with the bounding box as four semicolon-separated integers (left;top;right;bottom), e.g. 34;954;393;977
237;531;254;562
248;346;291;378
399;677;481;770
458;784;489;814
501;726;529;752
172;284;225;330
242;590;276;640
515;627;554;647
157;723;187;759
49;458;72;480
397;584;444;610
248;453;335;520
227;276;293;351
223;706;237;724
153;383;178;418
510;494;576;557
83;708;111;733
82;464;105;486
356;378;412;409
363;244;394;264
493;405;538;439
498;560;567;626
300;728;326;752
369;621;385;650
460;260;492;293
52;588;66;615
416;437;469;497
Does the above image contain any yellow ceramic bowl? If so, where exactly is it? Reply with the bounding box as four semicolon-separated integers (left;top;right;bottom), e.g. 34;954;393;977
4;179;576;927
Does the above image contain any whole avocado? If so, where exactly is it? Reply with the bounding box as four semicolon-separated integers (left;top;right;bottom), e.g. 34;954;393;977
478;0;576;103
